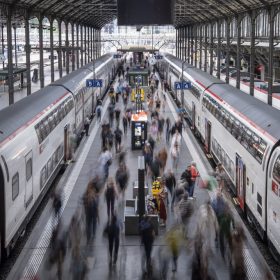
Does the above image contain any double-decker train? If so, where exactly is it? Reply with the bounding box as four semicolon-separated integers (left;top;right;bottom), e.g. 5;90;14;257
159;53;280;260
0;53;119;262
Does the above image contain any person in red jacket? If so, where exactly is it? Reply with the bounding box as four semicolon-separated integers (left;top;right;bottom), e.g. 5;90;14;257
189;162;199;197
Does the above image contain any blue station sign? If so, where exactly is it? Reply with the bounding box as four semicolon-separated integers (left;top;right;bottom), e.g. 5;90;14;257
174;81;192;90
86;79;103;88
113;54;122;59
154;55;163;60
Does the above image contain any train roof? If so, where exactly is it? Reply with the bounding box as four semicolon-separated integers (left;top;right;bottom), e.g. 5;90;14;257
0;86;68;144
51;54;113;94
164;53;280;140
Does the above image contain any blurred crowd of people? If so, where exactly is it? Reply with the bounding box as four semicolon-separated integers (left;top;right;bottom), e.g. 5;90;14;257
42;61;273;280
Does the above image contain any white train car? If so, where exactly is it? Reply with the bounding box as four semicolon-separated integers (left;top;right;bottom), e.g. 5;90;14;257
51;54;117;138
0;54;118;262
161;53;280;260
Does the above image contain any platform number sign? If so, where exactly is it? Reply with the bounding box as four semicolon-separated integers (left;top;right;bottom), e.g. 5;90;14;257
86;79;103;88
174;81;192;90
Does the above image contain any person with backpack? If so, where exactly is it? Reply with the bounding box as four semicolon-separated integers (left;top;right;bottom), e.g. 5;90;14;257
105;178;118;220
105;214;121;265
122;114;128;135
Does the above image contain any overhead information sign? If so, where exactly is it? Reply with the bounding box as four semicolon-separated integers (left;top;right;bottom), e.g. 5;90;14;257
154;55;163;60
86;79;103;88
174;81;192;90
113;54;122;59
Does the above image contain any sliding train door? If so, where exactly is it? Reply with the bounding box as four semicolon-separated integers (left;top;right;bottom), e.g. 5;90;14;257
236;153;246;211
205;120;211;154
24;151;33;208
0;165;4;263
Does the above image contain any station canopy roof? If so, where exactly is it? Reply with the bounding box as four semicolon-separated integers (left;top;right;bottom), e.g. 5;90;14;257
1;0;280;29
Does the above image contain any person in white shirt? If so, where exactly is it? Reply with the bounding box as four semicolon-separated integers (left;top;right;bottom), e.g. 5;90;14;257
170;129;181;171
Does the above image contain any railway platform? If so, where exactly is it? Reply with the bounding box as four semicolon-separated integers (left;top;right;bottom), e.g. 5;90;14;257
6;78;276;280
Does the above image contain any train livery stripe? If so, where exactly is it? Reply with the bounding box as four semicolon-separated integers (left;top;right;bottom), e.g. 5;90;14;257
0;92;70;149
22;96;110;279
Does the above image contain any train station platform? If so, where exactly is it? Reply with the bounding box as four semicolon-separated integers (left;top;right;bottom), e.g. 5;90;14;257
6;76;275;280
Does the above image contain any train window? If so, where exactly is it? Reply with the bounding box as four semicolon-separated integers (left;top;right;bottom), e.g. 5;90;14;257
52;153;57;168
48;115;55;131
241;128;251;150
217;143;222;160
47;158;53;178
230;160;234;179
43;118;50;135
221;149;225;165
53;110;59;126
40;166;47;190
252;183;254;194
35;126;43;143
39;121;47;140
232;119;239;139
12;172;19;201
26;158;32;182
272;156;280;184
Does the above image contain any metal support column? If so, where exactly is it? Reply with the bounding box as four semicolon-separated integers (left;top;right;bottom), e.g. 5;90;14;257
65;22;69;74
210;23;214;75
268;8;275;106
25;13;31;95
176;29;178;57
250;12;256;96
191;26;194;65
91;28;94;61
1;23;4;69
50;18;55;82
194;26;198;68
76;24;80;69
85;26;87;63
184;27;187;61
87;26;90;61
7;7;14;104
58;20;63;78
217;20;221;79
39;15;44;88
204;25;207;72
236;16;241;89
178;28;181;59
187;26;191;64
80;26;84;67
72;23;75;71
225;20;230;84
13;25;17;68
199;25;203;69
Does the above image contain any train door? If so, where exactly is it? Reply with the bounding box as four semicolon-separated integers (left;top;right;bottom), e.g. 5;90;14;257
192;102;196;130
236;153;246;211
64;125;69;162
0;165;5;263
24;151;33;208
205;120;211;153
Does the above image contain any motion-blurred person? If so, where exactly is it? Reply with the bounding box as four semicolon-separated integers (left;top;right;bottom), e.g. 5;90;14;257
98;146;112;181
126;109;132;127
229;225;246;280
211;190;234;259
157;147;168;175
215;162;226;192
84;115;90;136
105;177;118;220
165;225;185;272
143;142;153;174
122;114;128;135
96;103;102;122
139;216;155;273
83;181;99;243
105;214;121;265
180;165;192;194
171;185;185;210
165;117;171;144
150;120;158;142
177;193;194;227
48;222;66;280
170;129;181;170
114;126;123;153
51;189;62;226
189;162;199;197
115;162;129;195
158;186;168;227
157;116;165;141
164;170;176;206
115;106;121;127
108;103;115;127
70;243;88;280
